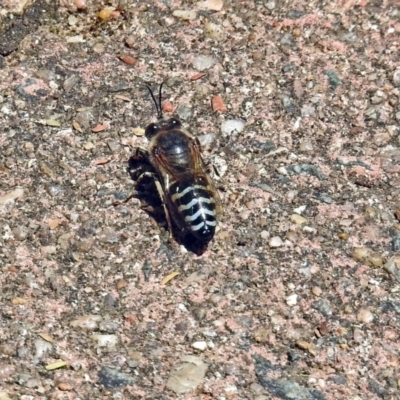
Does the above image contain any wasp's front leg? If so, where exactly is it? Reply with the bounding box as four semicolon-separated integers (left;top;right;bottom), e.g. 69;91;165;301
152;179;175;243
113;170;156;207
134;147;150;160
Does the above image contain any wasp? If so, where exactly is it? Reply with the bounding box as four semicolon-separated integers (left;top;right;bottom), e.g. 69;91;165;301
125;83;222;249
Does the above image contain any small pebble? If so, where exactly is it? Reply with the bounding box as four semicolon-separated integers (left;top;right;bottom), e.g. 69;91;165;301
296;340;316;355
163;100;174;113
58;382;72;391
93;43;105;54
353;328;364;343
367;253;383;267
204;22;223;40
166;356;209;394
266;1;276;10
225;385;238;394
175;104;193;120
212;95;227;113
357;309;374;324
393;68;400;87
12;226;27;240
269;236;283;248
33;339;52;363
68;15;78;26
70;315;102;330
172;10;197;20
290;214;307;225
118;54;136;65
192;341;207;351
74;0;86;9
92;334;119;349
192;55;217;71
125;35;135;48
221;119;245;137
67;34;84;43
299;139;313;152
98;7;115;20
286;294;298;306
352;247;371;262
337;232;349;240
132;127;145;136
352;247;383;267
364;205;376;219
198;0;224;11
253;327;269;343
311;286;322;296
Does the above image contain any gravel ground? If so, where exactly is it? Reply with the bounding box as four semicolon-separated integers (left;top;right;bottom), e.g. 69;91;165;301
1;0;400;399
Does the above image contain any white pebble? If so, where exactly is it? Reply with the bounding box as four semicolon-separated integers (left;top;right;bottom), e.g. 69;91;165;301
192;55;217;71
276;166;288;175
198;0;223;11
192;341;207;351
293;205;306;214
299;139;314;152
286;294;298;306
70;315;102;330
393;68;400;87
204;21;224;40
266;0;276;10
33;339;53;363
269;236;283;248
318;378;326;388
68;15;78;26
224;385;238;393
220;119;245;137
211;155;227;177
357;309;374;324
91;334;119;349
290;214;307;225
66;35;85;43
172;10;197;20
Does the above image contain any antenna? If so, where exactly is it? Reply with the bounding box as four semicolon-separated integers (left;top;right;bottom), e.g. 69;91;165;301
145;83;164;119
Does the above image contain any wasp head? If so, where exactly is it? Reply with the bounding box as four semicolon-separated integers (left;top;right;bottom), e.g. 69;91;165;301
145;83;183;140
145;117;182;140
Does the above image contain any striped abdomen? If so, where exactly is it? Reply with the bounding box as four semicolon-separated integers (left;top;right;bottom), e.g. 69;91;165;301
170;177;217;243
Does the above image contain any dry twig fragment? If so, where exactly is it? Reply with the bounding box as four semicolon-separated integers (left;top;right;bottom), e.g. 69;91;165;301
190;73;206;81
161;271;181;285
45;361;67;371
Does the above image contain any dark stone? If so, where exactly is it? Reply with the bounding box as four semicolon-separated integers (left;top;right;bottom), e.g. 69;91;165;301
98;366;134;388
367;379;388;398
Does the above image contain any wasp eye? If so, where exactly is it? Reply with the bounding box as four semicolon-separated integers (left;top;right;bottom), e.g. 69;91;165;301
145;123;159;140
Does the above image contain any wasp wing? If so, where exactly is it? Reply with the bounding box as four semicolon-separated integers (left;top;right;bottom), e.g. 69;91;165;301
190;140;223;217
153;138;223;216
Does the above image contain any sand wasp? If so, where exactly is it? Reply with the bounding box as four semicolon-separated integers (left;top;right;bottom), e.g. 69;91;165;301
124;83;222;251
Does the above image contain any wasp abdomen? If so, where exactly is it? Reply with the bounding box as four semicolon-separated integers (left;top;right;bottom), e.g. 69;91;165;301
170;180;217;243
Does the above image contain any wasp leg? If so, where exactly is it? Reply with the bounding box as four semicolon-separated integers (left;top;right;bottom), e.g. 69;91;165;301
153;179;174;242
113;171;157;206
134;147;150;159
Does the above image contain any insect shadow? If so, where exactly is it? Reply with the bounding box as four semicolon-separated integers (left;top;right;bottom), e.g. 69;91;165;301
126;156;210;256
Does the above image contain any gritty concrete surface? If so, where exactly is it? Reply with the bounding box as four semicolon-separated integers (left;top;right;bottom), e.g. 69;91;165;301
0;0;400;399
